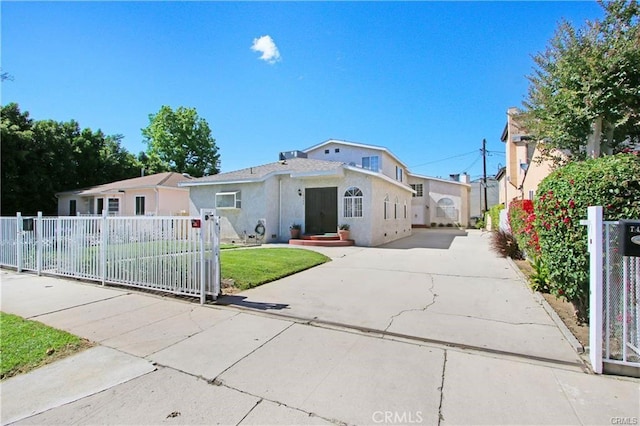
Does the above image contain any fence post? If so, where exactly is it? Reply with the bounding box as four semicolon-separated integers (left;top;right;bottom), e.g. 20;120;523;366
36;212;43;275
16;212;22;272
101;210;107;286
588;206;604;374
213;215;221;300
199;209;206;305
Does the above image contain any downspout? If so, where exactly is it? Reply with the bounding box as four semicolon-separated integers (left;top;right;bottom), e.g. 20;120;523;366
279;178;282;240
154;188;159;215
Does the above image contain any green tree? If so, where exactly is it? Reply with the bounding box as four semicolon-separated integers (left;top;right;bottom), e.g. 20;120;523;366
1;103;34;215
523;0;640;160
142;105;220;177
1;103;141;215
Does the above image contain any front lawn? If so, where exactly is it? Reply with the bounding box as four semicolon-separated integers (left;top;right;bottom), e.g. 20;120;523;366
0;312;92;380
221;247;330;290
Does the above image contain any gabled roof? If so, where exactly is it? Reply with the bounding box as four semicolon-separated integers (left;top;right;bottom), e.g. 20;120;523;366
57;172;191;196
180;157;414;193
180;158;345;186
303;139;409;169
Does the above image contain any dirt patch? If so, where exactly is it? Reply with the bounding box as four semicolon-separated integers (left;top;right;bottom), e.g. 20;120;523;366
221;278;242;295
513;259;589;348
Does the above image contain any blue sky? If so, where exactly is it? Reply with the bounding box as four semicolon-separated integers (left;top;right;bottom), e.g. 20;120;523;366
1;1;602;180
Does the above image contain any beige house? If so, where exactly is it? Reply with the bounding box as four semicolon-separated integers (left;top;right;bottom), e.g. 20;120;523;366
182;139;470;246
56;172;192;216
498;107;556;205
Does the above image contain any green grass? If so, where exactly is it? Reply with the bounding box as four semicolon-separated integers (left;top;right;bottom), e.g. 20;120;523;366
221;248;330;290
0;312;92;380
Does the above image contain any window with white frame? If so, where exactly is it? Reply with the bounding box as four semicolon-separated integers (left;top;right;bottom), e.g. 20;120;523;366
396;166;403;182
343;187;363;218
216;191;241;209
384;194;390;220
135;196;146;215
362;156;380;172
436;197;457;219
107;198;120;215
410;184;423;197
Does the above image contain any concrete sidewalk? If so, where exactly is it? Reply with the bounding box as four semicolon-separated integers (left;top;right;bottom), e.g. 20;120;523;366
0;232;640;425
1;269;638;425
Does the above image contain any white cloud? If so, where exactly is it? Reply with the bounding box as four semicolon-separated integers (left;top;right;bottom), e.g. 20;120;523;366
251;35;281;64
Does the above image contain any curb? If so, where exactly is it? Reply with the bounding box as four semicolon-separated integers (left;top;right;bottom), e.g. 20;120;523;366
506;257;585;354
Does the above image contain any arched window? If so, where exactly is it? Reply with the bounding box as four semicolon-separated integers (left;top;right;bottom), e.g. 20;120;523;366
384;194;390;220
436;197;457;219
344;187;363;218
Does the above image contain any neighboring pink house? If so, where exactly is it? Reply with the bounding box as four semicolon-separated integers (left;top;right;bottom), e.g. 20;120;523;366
56;172;192;216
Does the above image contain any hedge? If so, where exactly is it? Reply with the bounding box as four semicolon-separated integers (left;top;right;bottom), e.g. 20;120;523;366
508;199;540;259
534;153;640;318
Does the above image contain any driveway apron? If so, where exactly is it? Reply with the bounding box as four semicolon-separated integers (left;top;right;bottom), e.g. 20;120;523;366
231;229;582;365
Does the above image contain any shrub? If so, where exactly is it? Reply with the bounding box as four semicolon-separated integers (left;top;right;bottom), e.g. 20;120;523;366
488;204;505;231
508;199;540;258
535;153;640;317
528;256;550;293
489;229;523;259
475;218;485;229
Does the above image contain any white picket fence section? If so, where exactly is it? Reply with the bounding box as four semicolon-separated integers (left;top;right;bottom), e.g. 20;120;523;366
0;211;221;303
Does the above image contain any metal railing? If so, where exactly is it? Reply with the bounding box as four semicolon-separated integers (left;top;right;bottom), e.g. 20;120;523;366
585;206;640;374
0;211;220;302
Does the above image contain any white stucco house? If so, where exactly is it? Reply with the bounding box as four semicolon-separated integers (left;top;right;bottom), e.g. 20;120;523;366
181;139;470;246
56;172;192;216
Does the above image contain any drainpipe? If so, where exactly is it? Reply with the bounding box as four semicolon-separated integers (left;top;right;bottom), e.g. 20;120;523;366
278;178;282;240
154;188;159;215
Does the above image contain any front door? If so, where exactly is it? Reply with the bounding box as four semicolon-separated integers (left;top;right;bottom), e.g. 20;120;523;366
305;187;338;234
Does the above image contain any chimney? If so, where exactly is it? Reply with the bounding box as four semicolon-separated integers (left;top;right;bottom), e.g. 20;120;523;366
460;173;470;184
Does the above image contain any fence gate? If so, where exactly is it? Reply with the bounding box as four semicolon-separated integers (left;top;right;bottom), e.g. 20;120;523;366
0;211;221;304
585;206;640;376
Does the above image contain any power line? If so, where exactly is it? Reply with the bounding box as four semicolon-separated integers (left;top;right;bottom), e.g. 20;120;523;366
409;150;477;168
462;154;482;173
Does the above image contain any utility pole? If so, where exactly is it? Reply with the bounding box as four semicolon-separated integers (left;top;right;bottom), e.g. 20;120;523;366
482;138;488;213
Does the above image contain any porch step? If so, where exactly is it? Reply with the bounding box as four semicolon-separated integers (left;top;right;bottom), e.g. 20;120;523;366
289;239;355;247
303;233;340;241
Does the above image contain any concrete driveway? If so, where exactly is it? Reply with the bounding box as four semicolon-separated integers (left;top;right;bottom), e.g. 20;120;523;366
224;228;583;365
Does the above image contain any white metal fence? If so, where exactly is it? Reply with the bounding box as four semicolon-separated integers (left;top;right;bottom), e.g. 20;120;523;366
585;206;640;375
0;211;221;303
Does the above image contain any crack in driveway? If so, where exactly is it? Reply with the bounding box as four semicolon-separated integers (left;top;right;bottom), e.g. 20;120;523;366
384;274;436;332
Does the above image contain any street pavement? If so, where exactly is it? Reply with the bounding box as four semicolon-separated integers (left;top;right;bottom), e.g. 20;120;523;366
1;229;638;425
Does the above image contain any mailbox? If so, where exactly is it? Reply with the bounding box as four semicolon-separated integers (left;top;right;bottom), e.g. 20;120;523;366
22;218;34;232
191;219;201;228
619;220;640;257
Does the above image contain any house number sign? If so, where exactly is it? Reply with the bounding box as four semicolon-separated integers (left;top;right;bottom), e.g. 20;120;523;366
619;220;640;257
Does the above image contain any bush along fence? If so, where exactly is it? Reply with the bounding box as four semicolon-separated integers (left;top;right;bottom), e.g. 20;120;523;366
0;211;221;303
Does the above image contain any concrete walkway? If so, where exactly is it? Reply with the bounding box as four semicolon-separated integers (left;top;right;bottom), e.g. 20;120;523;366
1;229;639;425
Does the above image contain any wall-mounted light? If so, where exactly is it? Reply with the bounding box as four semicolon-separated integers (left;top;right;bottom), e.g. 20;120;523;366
297;189;303;197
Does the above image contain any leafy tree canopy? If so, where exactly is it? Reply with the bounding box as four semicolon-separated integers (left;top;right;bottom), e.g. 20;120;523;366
142;105;220;177
1;103;141;215
523;0;640;160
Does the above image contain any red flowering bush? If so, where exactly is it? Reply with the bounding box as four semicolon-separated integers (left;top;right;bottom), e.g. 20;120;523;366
508;199;540;258
535;154;640;318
